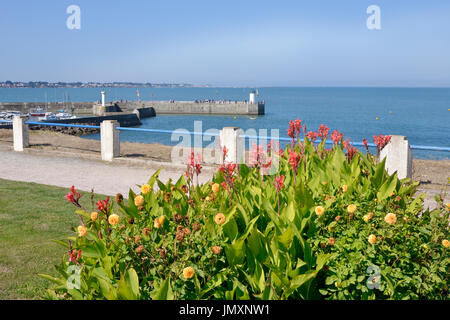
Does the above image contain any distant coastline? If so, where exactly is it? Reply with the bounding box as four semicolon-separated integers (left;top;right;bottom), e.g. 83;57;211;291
0;81;209;89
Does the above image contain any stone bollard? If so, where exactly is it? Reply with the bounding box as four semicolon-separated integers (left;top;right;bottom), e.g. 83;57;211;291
13;115;29;152
379;135;412;179
219;127;244;164
100;120;120;161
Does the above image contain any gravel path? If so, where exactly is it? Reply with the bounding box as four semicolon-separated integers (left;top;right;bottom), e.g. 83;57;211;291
0;150;214;196
0;146;447;210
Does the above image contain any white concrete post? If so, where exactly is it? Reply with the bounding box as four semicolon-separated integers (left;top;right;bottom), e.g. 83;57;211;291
100;120;120;161
379;135;412;179
13;116;29;151
219;127;244;164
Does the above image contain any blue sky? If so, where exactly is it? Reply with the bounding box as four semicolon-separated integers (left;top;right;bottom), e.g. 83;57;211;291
0;0;449;87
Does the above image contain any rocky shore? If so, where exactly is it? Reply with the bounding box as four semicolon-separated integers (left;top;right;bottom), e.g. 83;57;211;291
28;125;99;136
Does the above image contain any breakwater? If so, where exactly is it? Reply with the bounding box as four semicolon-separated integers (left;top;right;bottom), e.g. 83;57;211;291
117;101;265;115
0;113;142;135
0;100;265;116
0;102;93;113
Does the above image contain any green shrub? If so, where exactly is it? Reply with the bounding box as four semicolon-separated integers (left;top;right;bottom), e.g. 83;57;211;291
40;121;449;300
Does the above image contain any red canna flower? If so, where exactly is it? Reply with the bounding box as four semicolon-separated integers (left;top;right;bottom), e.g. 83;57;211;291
318;124;329;141
306;131;319;143
274;174;285;192
331;130;343;145
287;119;303;145
69;249;82;264
97;197;110;213
288;148;301;172
343;138;351;150
363;138;368;150
65;186;82;206
65;192;75;203
249;143;268;168
373;134;392;155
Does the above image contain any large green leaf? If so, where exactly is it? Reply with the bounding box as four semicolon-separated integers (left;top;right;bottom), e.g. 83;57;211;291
377;172;398;201
150;277;173;300
225;239;246;266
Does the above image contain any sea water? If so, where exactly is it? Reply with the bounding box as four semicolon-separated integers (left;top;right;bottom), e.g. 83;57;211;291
1;87;449;159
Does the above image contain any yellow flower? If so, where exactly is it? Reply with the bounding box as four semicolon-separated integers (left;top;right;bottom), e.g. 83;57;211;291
446;203;450;212
141;184;151;195
212;246;222;255
108;214;119;226
315;206;325;217
347;204;357;214
214;213;226;225
212;183;220;194
342;185;348;192
153;216;165;229
181;185;188;194
134;195;144;207
90;211;98;222
205;196;211;202
384;213;397;225
442;239;449;248
77;225;87;237
368;234;377;244
363;212;373;222
183;266;195;279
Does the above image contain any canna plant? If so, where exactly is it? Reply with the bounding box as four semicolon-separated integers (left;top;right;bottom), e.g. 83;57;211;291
40;120;449;300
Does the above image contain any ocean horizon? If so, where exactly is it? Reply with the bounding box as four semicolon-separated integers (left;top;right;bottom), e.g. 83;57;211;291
1;87;449;160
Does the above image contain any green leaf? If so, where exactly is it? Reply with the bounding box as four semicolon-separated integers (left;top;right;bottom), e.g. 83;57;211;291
150;278;174;300
377;172;398;201
223;216;239;241
116;268;140;300
225;239;246;266
147;169;162;189
125;268;140;299
371;158;386;188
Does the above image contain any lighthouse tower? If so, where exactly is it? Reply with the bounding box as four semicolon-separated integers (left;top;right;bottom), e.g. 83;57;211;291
101;91;106;107
249;90;256;104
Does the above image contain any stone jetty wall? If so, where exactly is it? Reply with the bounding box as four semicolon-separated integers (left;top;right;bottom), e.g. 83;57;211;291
1;100;265;115
117;101;265;115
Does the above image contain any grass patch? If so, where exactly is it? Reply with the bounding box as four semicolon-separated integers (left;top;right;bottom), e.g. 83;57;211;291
0;178;108;300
